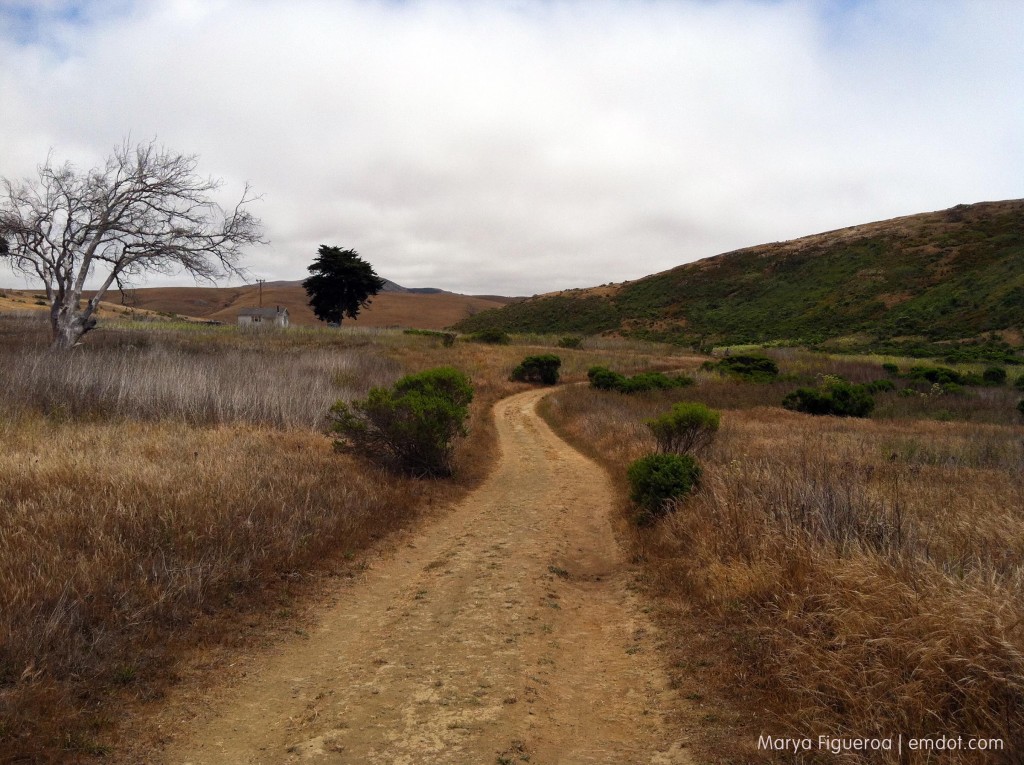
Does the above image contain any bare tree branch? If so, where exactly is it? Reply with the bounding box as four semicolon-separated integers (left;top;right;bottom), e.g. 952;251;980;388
0;139;265;349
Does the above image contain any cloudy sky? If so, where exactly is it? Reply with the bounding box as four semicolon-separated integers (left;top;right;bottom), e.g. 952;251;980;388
1;0;1022;296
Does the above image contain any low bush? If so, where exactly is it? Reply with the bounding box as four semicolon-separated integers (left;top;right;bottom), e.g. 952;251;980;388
702;354;779;381
558;336;583;349
587;366;693;394
905;365;983;386
1018;399;1024;419
1016;374;1024;390
404;329;456;347
470;329;511;345
864;378;896;394
783;378;875;418
620;371;693;393
906;365;963;385
587;366;626;390
881;362;900;376
510;354;562;385
626;453;701;521
330;366;473;476
983;366;1008;386
645;402;720;455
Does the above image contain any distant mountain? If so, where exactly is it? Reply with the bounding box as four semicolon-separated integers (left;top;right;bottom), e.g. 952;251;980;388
261;278;465;296
263;277;411;291
454;200;1024;360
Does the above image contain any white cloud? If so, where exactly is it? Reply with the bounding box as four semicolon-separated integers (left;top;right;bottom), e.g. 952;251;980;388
1;0;1022;295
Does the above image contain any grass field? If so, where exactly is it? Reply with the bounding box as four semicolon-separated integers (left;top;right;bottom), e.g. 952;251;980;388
540;351;1024;763
5;308;1022;762
0;313;683;761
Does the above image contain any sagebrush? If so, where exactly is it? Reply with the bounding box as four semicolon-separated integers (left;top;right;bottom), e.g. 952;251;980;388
331;366;474;476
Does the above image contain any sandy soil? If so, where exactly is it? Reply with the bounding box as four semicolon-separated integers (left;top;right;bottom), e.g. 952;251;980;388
158;388;693;764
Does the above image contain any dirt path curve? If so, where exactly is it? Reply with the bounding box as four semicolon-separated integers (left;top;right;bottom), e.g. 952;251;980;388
163;388;694;764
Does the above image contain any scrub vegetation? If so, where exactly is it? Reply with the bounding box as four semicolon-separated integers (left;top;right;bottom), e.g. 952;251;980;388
3;305;1022;763
0;312;681;761
540;348;1024;763
456;199;1024;364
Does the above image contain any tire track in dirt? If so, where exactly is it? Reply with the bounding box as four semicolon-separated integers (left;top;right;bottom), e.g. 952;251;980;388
163;388;694;764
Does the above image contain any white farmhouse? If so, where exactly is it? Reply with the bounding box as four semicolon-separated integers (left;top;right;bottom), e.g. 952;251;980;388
237;306;289;329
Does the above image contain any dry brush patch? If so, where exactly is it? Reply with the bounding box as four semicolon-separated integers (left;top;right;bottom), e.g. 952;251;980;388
0;416;463;760
0;317;688;760
0;345;402;428
541;382;1024;764
0;321;434;759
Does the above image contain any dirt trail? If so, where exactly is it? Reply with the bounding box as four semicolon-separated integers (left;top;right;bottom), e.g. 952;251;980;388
162;388;693;764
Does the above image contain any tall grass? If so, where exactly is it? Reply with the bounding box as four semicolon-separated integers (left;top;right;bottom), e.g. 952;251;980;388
0;318;450;759
0;315;689;759
541;377;1024;764
0;345;400;428
0;417;445;759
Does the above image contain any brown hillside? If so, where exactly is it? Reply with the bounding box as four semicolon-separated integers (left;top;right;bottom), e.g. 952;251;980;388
89;284;512;330
0;289;193;322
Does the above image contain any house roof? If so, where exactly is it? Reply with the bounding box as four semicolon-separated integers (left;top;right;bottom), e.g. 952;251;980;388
238;307;288;318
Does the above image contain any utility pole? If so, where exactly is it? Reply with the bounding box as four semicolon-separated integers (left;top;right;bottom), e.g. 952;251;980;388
256;278;265;307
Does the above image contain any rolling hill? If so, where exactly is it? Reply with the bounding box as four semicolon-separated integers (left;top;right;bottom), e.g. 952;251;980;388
454;199;1024;360
83;281;516;330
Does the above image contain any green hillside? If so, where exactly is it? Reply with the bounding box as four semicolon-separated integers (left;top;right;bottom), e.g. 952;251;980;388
455;200;1024;360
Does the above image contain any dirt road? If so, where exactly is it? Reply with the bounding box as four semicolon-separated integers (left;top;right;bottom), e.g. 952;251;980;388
163;388;693;764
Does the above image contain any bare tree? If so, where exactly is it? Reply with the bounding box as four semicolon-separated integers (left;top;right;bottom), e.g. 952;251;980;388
0;140;264;349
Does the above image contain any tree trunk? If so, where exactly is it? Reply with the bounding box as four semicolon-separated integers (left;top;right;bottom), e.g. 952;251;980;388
50;300;93;350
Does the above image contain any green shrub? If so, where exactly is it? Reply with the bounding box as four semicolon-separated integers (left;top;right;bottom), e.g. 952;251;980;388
330;366;473;476
587;366;693;393
619;371;693;393
510;354;562;385
982;366;1008;386
645;403;720;455
587;366;626;390
865;379;896;394
1018;399;1024;419
627;453;701;520
703;354;779;381
1015;374;1024;390
782;379;875;418
557;336;583;349
881;362;900;376
470;329;510;345
906;365;965;385
403;328;456;346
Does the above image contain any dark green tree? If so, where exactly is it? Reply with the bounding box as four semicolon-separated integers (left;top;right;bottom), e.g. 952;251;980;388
303;246;386;325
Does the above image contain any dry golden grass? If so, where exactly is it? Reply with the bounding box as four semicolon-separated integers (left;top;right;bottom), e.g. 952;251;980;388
0;313;687;760
541;360;1024;764
0;417;453;759
0;344;402;428
0;289;192;322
